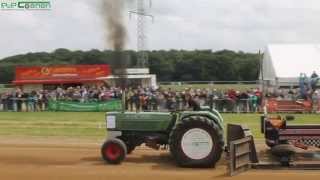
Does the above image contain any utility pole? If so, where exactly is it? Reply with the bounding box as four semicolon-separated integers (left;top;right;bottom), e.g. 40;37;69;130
129;0;154;68
259;50;265;94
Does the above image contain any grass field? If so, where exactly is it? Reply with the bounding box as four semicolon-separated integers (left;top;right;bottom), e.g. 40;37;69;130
159;83;258;91
0;112;106;140
0;88;12;93
0;112;319;139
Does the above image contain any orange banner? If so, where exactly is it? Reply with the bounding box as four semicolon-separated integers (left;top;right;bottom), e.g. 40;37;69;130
15;64;110;80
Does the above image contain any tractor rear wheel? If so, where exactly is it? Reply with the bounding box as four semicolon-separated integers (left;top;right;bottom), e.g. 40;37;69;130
169;116;224;168
101;138;127;164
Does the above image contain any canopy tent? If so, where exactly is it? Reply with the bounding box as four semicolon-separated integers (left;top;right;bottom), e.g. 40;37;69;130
261;44;320;87
12;64;110;92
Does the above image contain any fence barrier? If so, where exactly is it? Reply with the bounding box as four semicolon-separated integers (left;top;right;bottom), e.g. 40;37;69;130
2;97;318;113
0;97;259;113
48;99;122;112
0;98;122;112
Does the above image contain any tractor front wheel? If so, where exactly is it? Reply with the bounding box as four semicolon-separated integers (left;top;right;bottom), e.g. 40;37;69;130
101;138;127;164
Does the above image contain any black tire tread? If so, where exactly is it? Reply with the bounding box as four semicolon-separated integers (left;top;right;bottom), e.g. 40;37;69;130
169;116;224;168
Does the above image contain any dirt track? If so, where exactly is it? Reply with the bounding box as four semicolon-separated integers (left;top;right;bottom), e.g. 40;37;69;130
0;138;320;180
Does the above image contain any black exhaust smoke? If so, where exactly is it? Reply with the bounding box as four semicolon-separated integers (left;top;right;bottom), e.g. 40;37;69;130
101;0;127;89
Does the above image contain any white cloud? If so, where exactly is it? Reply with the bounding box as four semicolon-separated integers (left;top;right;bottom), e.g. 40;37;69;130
1;0;320;59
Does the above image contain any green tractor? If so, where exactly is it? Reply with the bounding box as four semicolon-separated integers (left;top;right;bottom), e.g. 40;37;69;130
101;107;225;168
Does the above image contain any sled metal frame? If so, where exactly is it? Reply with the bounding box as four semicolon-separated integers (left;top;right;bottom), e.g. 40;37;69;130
252;161;320;170
229;136;253;176
227;124;320;176
227;124;258;176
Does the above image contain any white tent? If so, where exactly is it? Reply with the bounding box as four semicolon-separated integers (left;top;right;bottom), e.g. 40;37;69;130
97;68;158;88
261;44;320;87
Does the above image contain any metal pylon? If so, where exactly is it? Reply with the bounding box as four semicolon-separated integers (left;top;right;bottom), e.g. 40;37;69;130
129;0;154;68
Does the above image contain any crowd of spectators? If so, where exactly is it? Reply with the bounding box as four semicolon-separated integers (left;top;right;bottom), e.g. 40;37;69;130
2;85;320;113
1;88;48;112
125;87;263;112
0;86;122;112
0;85;264;113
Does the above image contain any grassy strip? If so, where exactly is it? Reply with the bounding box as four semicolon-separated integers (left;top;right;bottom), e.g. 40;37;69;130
0;112;318;139
0;112;105;139
222;114;320;138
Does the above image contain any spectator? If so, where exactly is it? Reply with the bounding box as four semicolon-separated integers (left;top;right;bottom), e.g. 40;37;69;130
126;88;134;111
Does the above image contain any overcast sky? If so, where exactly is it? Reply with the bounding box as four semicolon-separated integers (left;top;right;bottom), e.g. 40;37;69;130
1;0;320;59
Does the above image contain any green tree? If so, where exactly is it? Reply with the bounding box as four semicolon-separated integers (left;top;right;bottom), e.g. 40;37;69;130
0;49;260;84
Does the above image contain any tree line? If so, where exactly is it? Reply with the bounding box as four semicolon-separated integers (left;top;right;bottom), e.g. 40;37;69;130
0;48;260;83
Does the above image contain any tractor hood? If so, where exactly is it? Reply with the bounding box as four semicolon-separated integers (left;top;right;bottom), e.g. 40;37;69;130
105;111;173;132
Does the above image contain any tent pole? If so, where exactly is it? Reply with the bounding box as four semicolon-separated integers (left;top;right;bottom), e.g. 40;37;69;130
259;50;264;95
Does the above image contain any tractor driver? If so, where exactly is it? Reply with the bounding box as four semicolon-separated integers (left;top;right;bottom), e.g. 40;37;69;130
187;95;201;111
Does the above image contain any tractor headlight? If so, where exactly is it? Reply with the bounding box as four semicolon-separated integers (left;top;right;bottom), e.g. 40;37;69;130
106;115;116;129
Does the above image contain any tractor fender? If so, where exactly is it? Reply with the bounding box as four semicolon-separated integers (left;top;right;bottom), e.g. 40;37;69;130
210;108;224;125
180;113;224;131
